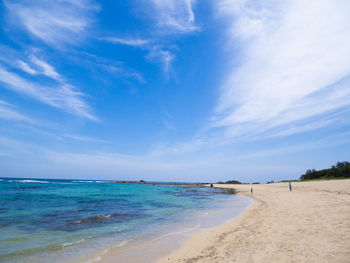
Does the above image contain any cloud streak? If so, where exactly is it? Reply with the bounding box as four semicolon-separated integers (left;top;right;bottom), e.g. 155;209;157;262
101;37;176;74
101;37;149;47
0;99;33;122
30;56;61;81
213;0;350;139
0;43;95;120
143;0;350;162
17;60;37;75
100;0;199;75
0;65;95;120
151;0;198;33
4;0;99;46
146;46;175;74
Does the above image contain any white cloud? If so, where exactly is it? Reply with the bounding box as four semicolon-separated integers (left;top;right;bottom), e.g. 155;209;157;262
213;0;350;138
4;0;98;46
142;0;350;163
0;99;33;122
101;64;146;83
101;37;149;47
0;46;96;120
0;66;95;120
17;60;37;75
62;134;109;143
15;55;62;81
146;47;175;73
151;0;198;33
30;56;61;81
100;36;175;74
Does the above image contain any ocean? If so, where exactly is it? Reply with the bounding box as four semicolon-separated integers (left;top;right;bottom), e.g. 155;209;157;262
0;178;251;263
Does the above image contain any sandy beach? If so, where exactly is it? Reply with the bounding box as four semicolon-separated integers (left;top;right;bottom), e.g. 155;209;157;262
158;180;350;263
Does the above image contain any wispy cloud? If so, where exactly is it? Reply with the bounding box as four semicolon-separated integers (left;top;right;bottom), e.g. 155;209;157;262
151;0;198;33
4;0;99;46
101;37;150;47
101;64;146;83
0;65;95;120
61;134;109;143
16;55;62;81
100;39;176;75
17;60;37;75
212;0;350;139
0;99;33;122
100;1;197;74
144;0;350;162
70;51;146;83
100;36;175;74
146;46;175;74
30;56;61;81
0;44;95;120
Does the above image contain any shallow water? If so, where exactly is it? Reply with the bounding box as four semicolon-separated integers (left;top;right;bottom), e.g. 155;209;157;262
0;178;250;263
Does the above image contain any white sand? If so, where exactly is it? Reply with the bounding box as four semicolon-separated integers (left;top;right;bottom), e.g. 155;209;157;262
158;180;350;263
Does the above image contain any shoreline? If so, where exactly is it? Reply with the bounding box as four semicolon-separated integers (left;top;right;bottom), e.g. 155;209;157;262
92;194;251;263
158;180;350;263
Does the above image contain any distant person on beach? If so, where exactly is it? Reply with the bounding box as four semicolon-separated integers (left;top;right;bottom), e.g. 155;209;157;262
251;187;253;195
289;182;292;191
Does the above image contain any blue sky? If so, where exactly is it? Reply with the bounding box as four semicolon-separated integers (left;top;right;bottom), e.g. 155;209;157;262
0;0;350;183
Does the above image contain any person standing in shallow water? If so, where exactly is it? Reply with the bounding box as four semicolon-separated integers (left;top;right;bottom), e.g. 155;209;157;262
289;182;292;191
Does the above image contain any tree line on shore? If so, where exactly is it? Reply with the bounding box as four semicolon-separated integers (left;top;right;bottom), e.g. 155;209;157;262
300;161;350;180
215;161;349;184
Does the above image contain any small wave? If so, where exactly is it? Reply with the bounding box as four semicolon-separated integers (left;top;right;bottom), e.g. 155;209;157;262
109;235;139;250
9;179;50;184
72;180;96;183
71;180;108;183
83;249;109;263
62;238;86;247
84;256;102;263
116;240;128;247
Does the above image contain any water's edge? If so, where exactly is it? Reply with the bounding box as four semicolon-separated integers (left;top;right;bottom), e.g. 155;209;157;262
0;178;251;263
87;194;252;263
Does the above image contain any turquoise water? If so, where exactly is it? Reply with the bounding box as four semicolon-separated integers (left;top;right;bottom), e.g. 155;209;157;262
0;178;249;263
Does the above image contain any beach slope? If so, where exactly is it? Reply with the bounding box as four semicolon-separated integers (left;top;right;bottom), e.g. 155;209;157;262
158;180;350;263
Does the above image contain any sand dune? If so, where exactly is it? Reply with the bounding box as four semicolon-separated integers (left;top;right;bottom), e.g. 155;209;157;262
158;180;350;263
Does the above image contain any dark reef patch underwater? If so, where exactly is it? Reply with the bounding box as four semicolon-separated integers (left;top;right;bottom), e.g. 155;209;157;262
0;178;247;263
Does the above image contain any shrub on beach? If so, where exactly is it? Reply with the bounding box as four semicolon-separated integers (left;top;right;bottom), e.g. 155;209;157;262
300;161;350;180
217;180;242;184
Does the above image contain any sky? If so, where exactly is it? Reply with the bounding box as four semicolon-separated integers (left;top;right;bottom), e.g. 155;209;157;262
0;0;350;183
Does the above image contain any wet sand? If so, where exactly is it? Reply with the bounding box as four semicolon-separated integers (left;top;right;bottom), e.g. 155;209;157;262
95;192;250;263
158;180;350;263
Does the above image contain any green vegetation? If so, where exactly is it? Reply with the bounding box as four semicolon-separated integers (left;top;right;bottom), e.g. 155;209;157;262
280;179;300;183
217;180;242;184
300;161;350;180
